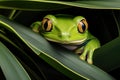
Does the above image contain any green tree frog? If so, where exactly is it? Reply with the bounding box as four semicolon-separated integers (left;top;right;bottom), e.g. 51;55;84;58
31;14;100;64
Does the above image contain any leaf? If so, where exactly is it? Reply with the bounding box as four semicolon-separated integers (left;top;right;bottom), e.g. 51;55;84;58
0;0;70;11
94;37;120;72
0;15;115;79
0;0;120;11
0;41;31;80
0;33;48;80
67;1;120;9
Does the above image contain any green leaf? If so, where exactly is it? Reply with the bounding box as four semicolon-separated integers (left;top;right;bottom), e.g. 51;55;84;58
0;15;115;79
0;0;120;10
0;0;70;11
94;36;120;72
0;33;48;80
0;42;31;80
67;1;120;9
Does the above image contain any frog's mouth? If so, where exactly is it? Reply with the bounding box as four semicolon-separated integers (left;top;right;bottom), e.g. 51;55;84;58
45;38;86;45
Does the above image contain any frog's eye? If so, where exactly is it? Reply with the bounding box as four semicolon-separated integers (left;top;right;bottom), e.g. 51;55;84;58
77;19;88;33
41;18;53;32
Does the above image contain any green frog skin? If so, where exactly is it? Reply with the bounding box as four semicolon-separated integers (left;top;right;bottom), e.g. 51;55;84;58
31;14;100;64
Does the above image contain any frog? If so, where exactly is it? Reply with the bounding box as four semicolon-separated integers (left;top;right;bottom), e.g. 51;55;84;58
31;14;100;64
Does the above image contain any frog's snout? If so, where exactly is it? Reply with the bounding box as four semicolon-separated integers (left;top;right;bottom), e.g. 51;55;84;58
58;32;71;41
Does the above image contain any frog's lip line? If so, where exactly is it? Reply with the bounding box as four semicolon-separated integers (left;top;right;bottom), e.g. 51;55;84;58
45;38;86;45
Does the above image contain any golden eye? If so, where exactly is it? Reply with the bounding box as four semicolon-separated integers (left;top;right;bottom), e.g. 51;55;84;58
42;18;53;32
77;19;88;33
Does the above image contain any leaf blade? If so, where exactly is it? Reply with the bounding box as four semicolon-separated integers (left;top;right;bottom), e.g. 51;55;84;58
0;42;31;80
0;0;120;10
0;15;115;80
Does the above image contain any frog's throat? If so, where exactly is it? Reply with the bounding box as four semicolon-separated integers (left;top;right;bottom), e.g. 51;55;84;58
45;38;86;45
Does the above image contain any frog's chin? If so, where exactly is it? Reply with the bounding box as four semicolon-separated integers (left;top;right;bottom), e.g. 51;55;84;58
45;38;86;45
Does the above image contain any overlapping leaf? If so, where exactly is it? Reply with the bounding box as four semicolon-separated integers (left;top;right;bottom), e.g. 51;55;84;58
0;42;31;80
0;14;115;80
0;0;120;11
0;0;120;79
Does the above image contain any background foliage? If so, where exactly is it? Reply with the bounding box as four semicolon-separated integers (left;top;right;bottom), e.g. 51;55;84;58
0;0;120;80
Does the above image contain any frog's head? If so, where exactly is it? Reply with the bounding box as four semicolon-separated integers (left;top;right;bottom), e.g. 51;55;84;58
39;14;89;44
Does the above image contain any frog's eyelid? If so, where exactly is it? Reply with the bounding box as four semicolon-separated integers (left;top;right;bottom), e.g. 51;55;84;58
44;15;57;25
